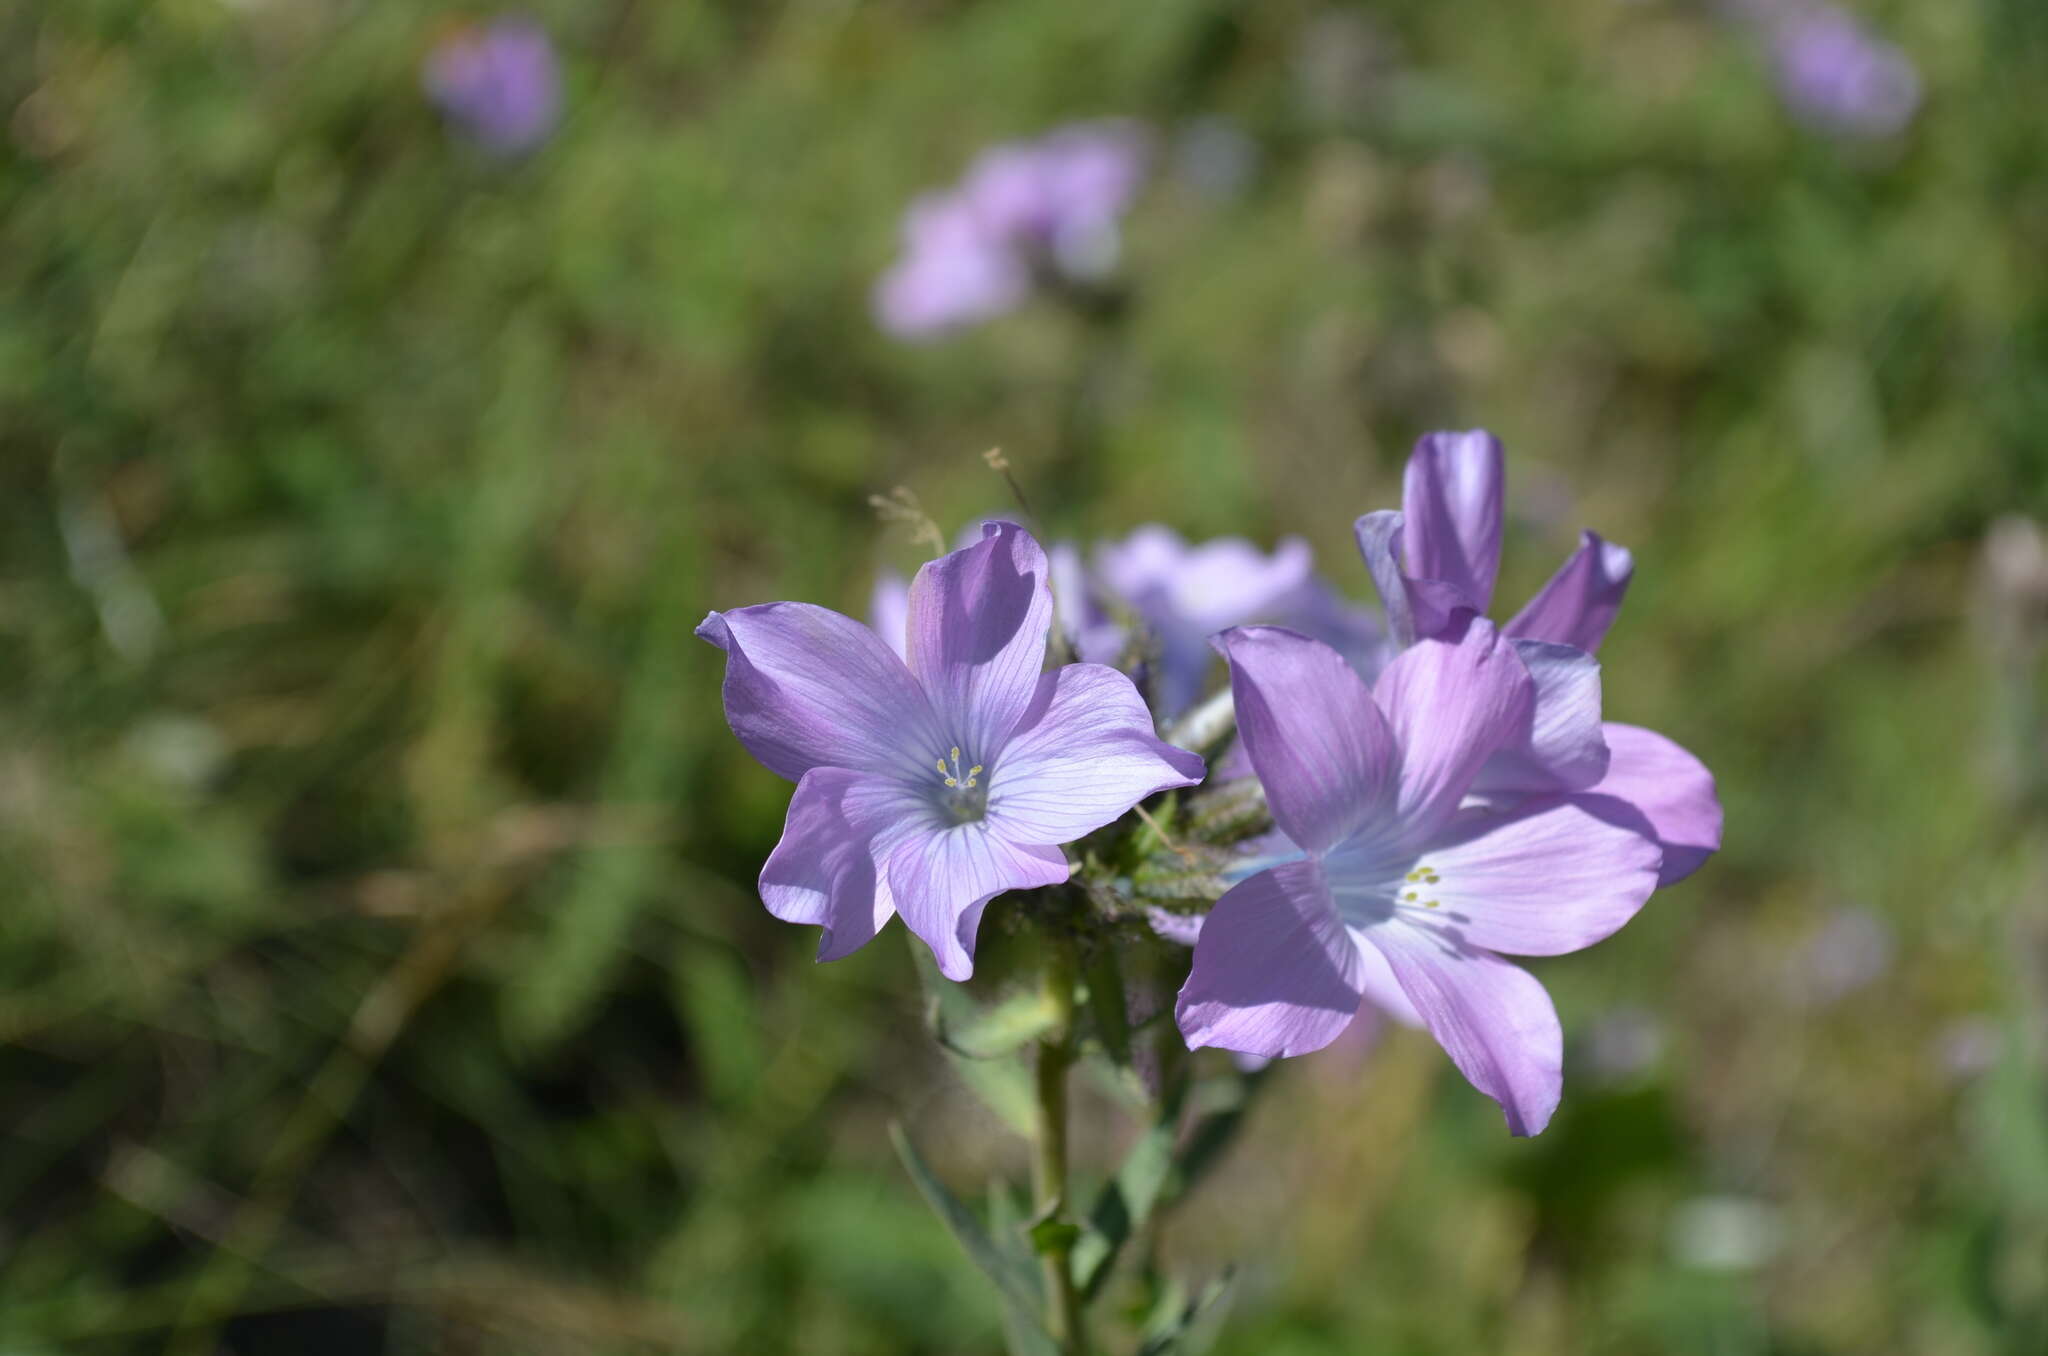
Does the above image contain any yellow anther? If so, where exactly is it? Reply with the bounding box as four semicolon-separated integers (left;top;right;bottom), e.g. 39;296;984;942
969;765;982;777
1424;899;1440;908
1406;870;1422;883
944;777;958;787
1404;891;1418;901
950;746;961;761
937;759;948;774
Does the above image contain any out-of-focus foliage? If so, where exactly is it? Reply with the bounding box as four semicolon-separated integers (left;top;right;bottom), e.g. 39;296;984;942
1;1;2045;1352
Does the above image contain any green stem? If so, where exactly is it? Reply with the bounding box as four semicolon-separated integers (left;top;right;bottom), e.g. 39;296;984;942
1034;937;1089;1355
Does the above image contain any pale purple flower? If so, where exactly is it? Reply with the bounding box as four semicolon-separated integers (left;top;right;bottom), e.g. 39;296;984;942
872;195;1031;338
702;523;1204;978
1355;431;1722;886
1096;525;1381;715
874;121;1149;338
423;18;561;156
1770;7;1920;139
1175;619;1662;1135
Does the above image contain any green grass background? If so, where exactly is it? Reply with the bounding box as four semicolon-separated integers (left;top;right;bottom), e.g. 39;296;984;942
2;1;2046;1351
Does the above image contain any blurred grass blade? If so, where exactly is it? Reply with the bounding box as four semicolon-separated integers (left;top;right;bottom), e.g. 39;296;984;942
1138;1269;1235;1355
890;1124;1057;1356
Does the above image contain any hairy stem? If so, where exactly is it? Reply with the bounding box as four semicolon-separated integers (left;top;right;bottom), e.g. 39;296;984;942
1034;937;1089;1354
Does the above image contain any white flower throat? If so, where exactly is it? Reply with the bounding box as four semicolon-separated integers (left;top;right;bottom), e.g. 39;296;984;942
934;746;989;822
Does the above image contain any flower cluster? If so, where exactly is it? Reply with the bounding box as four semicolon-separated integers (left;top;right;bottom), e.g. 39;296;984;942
703;431;1720;1136
873;122;1150;338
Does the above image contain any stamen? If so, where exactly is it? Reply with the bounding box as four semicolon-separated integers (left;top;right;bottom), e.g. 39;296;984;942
936;747;984;793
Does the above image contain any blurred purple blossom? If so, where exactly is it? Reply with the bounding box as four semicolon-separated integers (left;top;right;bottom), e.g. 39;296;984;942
1739;2;1920;139
1097;526;1370;716
874;121;1149;338
424;17;561;156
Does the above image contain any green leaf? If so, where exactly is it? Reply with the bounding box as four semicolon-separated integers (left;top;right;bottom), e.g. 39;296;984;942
890;1124;1057;1356
908;937;1059;1059
904;938;1042;1136
938;990;1062;1059
988;1185;1060;1356
1073;1116;1178;1299
1027;1216;1082;1256
1138;1269;1235;1355
1176;1073;1262;1195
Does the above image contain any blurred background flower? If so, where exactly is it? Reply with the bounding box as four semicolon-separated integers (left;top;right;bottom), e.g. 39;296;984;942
874;121;1148;338
1732;0;1921;138
423;16;561;156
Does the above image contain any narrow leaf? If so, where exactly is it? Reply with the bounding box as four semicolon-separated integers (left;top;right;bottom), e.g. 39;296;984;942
1138;1269;1236;1355
1074;1118;1178;1299
938;990;1061;1060
984;1184;1057;1356
906;937;1040;1135
890;1123;1056;1356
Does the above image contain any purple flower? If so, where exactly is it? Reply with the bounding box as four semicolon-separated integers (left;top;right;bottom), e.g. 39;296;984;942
872;195;1032;339
1355;431;1722;886
423;18;561;156
1096;525;1381;715
1770;7;1920;139
701;523;1204;978
1175;619;1662;1135
873;121;1149;339
1048;542;1128;666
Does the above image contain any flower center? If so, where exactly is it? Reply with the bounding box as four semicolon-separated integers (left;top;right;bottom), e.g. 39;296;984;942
933;746;989;823
1323;844;1451;931
1399;863;1443;909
